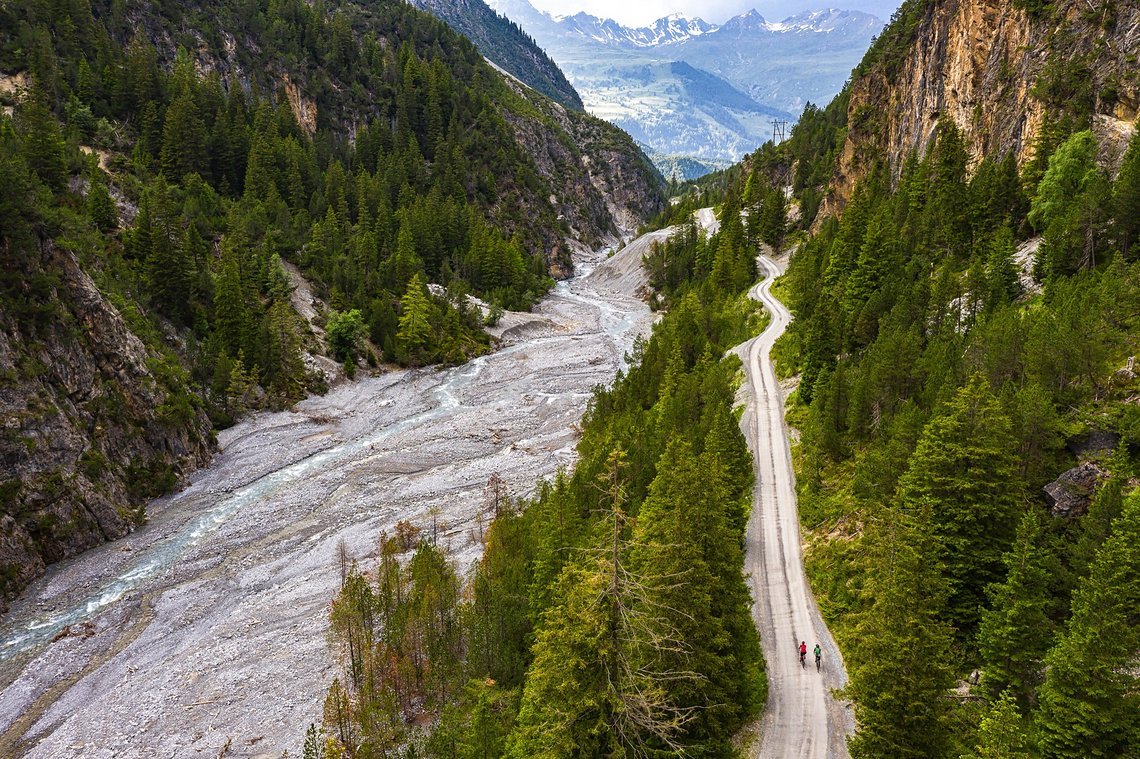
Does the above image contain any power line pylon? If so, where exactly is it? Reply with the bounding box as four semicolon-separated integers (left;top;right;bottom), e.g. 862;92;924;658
771;119;788;144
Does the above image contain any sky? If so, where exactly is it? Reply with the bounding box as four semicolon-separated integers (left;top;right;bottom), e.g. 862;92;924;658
527;0;904;26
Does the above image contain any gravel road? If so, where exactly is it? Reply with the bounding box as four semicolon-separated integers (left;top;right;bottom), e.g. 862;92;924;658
738;255;853;758
0;240;655;759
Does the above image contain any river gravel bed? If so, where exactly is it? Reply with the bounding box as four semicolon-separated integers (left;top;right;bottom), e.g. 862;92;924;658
0;237;659;759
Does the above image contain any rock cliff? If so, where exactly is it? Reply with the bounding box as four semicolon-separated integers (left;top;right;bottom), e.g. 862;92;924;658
1;244;213;611
824;0;1139;216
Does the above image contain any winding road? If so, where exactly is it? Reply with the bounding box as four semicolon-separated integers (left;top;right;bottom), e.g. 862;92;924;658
738;255;852;758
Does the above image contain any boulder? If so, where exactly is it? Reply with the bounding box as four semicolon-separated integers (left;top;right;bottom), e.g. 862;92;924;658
1044;461;1107;518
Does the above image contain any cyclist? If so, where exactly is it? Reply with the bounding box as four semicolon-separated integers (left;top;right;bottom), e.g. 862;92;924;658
799;641;807;668
814;643;822;671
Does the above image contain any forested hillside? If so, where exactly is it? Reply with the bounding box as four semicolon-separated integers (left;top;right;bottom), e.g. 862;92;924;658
741;0;1140;755
408;0;584;111
0;0;663;609
315;186;776;755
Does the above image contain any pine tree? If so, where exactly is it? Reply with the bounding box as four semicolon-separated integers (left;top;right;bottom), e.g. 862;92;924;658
507;450;692;756
1068;470;1126;581
405;541;463;706
701;404;753;532
966;690;1037;759
465;489;532;687
984;225;1021;309
977;509;1058;705
899;374;1021;636
143;182;194;324
757;184;787;249
225;353;256;416
925;119;971;256
0;119;39;258
214;244;252;360
261;299;305;402
630;439;734;749
86;166;118;232
396;273;434;364
1035;494;1140;759
160;92;207;180
845;502;956;759
302;723;326;759
390;216;423;291
1113;129;1140;257
16;85;67;192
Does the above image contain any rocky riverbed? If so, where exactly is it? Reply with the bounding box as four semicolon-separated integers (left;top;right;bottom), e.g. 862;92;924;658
0;236;660;759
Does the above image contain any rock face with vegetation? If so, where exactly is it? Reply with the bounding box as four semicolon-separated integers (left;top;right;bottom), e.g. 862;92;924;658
0;0;663;609
499;81;665;262
825;0;1140;216
408;0;584;111
1;243;213;612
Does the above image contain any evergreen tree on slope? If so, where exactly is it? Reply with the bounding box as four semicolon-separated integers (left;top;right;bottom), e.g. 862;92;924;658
1035;493;1140;759
899;374;1021;636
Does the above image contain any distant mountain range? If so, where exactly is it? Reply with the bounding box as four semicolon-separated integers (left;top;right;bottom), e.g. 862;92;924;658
487;1;883;162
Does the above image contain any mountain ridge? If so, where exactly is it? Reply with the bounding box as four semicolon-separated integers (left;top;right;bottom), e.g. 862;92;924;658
408;0;584;110
490;2;881;48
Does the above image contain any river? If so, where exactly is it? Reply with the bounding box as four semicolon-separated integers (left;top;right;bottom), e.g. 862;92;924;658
0;235;660;758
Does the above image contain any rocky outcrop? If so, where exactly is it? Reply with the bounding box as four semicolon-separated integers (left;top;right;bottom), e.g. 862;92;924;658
282;73;318;138
0;244;213;611
501;79;665;270
1044;461;1107;518
824;0;1140;216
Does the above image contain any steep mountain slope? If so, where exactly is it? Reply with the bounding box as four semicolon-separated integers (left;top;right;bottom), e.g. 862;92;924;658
488;0;882;162
0;0;663;610
824;0;1139;215
673;9;882;116
641;147;732;182
408;0;584;110
0;242;215;613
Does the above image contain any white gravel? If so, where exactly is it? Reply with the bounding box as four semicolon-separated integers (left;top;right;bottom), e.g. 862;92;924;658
0;242;654;759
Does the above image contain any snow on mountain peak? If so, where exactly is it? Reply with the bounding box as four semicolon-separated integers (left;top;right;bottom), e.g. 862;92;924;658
528;3;880;48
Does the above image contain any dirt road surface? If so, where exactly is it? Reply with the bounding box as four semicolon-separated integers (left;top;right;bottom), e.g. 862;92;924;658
737;255;853;758
0;240;655;759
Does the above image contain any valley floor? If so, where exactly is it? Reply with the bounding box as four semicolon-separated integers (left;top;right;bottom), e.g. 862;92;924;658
0;239;655;758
